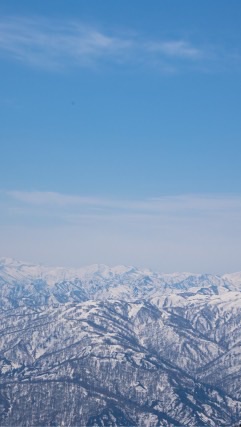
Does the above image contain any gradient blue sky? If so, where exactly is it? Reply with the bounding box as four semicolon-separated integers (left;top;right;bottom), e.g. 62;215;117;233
1;1;241;272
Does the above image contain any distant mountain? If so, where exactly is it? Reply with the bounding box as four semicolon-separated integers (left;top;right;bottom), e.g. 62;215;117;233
0;258;241;426
0;257;240;310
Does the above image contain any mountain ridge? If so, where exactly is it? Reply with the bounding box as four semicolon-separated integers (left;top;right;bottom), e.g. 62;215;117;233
0;256;240;290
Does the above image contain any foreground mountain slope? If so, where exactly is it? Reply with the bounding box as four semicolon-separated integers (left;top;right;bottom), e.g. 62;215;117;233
1;258;241;426
155;289;241;407
0;300;239;427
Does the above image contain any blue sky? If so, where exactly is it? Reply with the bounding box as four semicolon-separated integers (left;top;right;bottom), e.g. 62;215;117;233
1;1;241;272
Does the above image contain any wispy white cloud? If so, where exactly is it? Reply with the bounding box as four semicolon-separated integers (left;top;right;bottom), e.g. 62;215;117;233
0;17;133;69
0;16;205;70
146;40;202;59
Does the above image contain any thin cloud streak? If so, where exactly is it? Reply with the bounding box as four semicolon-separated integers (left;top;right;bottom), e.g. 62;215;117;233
4;190;241;218
7;191;110;207
1;191;241;272
0;16;205;70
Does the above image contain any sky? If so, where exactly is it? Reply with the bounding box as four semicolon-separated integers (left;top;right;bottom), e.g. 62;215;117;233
1;1;241;273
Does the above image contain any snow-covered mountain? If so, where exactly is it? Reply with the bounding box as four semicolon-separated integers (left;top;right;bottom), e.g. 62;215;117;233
0;257;240;309
0;257;241;426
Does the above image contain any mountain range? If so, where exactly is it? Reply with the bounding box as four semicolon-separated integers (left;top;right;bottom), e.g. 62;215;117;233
0;257;241;426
